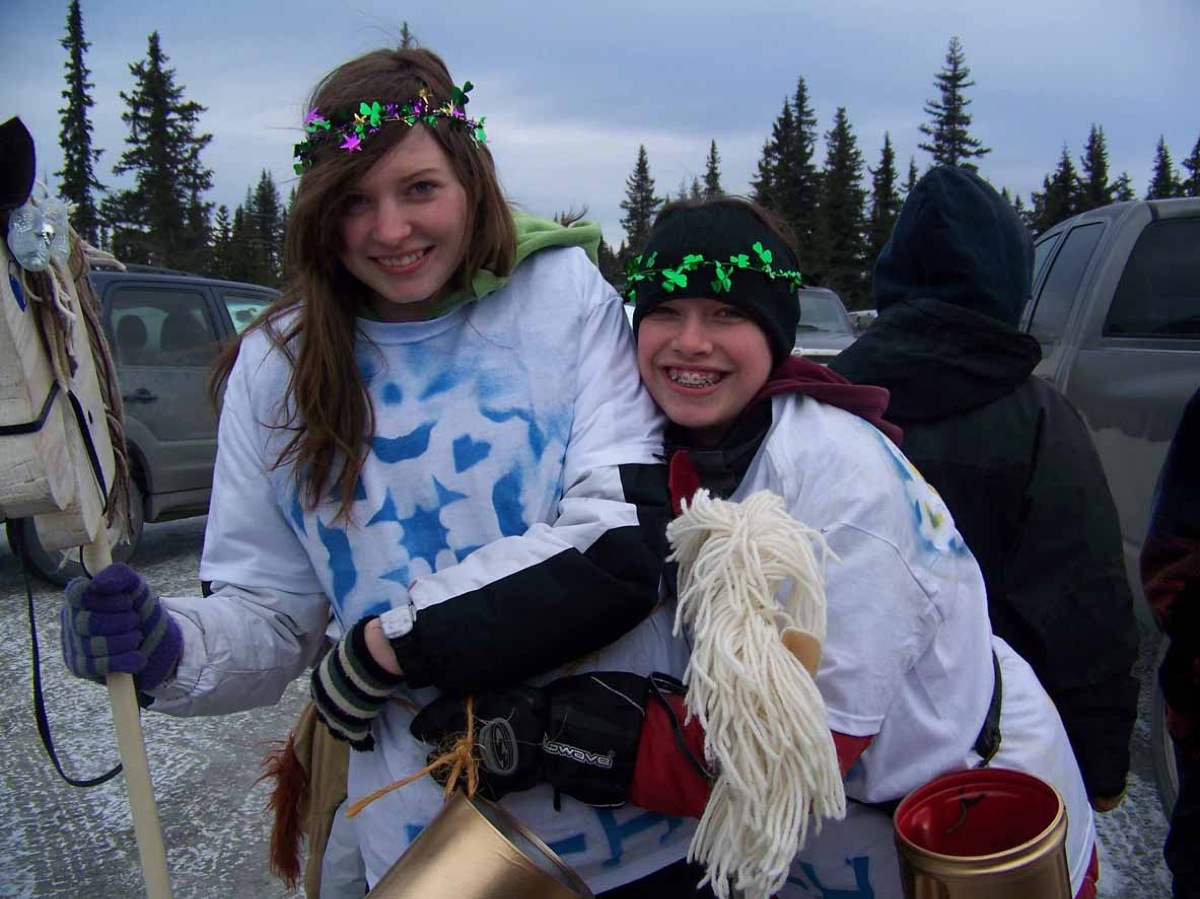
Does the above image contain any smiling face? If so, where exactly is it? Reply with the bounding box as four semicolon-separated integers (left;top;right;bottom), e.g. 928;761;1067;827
636;297;773;446
338;127;470;321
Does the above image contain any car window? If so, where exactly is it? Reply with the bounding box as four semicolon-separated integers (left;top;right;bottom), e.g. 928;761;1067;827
109;287;219;367
1031;231;1061;288
797;290;854;334
223;290;274;334
1104;218;1200;338
1027;222;1105;350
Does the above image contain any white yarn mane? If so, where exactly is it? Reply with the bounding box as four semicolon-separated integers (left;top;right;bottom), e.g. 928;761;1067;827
668;489;847;899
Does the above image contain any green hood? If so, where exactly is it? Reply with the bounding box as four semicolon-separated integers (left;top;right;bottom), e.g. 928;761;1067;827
427;210;603;317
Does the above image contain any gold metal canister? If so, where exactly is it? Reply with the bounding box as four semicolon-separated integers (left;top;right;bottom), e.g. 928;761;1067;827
892;768;1072;899
367;791;595;899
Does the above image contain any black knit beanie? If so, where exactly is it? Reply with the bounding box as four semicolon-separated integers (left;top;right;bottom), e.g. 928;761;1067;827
629;202;801;366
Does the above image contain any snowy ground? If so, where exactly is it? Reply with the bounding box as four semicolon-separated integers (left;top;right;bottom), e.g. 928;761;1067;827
0;517;1175;898
1;518;305;899
1093;610;1176;899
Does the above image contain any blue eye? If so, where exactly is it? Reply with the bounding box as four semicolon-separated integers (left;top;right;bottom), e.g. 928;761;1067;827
410;180;436;196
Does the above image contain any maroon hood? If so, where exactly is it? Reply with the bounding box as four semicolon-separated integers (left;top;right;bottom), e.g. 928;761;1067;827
754;356;903;446
666;356;903;516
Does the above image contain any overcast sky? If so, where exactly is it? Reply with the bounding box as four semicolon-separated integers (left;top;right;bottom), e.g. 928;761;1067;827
2;0;1197;249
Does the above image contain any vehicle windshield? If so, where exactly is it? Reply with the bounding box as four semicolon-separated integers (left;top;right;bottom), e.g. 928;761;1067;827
797;290;854;333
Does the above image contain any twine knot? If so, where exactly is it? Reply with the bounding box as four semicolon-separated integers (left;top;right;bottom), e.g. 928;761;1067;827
348;696;480;818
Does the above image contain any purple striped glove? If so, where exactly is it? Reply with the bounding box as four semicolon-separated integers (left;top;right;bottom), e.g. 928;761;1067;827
60;563;182;691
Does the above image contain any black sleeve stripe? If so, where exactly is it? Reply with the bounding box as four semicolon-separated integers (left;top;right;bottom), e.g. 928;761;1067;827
619;461;670;564
394;463;671;696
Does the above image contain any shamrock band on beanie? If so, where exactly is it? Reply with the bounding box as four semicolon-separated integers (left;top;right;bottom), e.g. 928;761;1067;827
626;202;804;366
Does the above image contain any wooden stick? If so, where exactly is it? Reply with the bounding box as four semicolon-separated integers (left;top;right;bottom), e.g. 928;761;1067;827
83;535;173;899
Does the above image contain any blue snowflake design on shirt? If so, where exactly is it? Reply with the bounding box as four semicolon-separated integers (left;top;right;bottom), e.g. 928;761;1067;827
299;334;574;627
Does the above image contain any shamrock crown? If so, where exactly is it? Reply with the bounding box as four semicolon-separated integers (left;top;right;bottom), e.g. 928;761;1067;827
293;82;487;174
622;241;803;303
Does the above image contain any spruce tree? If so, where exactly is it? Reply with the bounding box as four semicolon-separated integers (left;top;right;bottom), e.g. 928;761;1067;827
102;31;213;270
596;238;621;286
756;98;796;215
703;140;723;198
1031;145;1080;233
866;133;902;271
618;145;661;260
1077;124;1115;212
819;108;867;306
250;170;284;286
280;185;297;280
918;36;991;171
1112;173;1135;202
1147;136;1180;199
1181;134;1200;198
903;157;919;196
668;177;704;203
754;80;822;277
56;0;105;245
184;187;212;274
779;77;822;275
224;201;259;282
209;204;233;278
751;139;777;208
1013;194;1033;230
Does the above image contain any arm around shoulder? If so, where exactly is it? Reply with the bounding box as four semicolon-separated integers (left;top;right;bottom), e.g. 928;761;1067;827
392;263;671;694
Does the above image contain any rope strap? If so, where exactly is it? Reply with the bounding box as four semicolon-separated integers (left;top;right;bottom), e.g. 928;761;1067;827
24;559;123;788
347;696;480;818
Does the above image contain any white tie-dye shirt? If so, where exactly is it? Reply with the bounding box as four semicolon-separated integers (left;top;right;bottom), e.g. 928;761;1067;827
154;247;697;892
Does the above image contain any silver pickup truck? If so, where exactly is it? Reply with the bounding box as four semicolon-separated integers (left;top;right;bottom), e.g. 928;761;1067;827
1020;195;1200;815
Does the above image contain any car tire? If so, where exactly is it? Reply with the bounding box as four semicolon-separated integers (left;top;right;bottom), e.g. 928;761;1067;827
6;479;145;587
1151;638;1181;819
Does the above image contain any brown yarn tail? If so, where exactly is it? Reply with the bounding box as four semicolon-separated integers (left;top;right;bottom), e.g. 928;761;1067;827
259;734;309;890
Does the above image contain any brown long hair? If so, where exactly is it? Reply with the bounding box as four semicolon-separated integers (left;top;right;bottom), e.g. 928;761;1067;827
210;47;516;520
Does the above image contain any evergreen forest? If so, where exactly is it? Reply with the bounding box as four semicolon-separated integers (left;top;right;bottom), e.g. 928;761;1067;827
51;5;1200;306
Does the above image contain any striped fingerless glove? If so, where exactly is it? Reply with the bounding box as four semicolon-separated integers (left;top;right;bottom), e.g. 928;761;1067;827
310;616;405;751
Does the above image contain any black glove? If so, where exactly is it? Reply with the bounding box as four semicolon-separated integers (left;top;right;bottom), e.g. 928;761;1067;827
410;671;650;806
410;684;548;800
542;672;650;807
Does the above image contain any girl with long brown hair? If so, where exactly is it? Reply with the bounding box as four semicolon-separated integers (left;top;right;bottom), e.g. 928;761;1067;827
61;45;703;896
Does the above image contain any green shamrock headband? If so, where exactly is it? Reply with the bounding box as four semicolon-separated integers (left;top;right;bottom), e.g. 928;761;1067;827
622;241;803;304
292;82;487;174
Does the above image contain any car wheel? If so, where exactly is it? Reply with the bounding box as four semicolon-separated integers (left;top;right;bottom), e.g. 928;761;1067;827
1151;638;1181;818
6;479;145;587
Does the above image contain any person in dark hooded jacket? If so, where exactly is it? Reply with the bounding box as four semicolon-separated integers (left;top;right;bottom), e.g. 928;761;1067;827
830;165;1139;810
1142;384;1200;898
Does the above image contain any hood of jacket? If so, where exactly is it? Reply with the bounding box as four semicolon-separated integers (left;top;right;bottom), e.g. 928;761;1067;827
829;296;1041;421
428;210;603;317
873;165;1033;328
